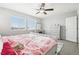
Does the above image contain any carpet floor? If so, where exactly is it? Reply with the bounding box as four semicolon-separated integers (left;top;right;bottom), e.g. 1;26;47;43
58;40;79;55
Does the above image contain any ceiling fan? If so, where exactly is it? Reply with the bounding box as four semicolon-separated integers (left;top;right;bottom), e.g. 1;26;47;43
36;3;54;15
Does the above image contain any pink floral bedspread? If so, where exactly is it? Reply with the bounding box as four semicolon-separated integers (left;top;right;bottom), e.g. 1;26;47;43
1;34;57;55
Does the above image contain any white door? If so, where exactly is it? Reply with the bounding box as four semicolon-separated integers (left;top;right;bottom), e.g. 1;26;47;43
66;16;77;42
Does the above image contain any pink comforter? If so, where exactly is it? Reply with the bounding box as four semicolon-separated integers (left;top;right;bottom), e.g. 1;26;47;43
1;34;57;55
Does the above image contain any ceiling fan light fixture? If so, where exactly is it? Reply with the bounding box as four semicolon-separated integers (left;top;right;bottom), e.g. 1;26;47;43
40;10;44;13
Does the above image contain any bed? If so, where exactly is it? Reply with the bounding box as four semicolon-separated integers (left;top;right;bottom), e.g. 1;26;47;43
0;33;57;55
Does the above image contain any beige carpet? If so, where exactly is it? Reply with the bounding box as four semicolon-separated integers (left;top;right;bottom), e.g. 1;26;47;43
59;40;79;55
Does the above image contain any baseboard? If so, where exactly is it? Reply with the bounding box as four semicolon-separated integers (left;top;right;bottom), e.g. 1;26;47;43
63;39;77;44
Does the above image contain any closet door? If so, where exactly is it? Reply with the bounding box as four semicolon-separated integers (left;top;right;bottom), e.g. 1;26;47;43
66;16;77;42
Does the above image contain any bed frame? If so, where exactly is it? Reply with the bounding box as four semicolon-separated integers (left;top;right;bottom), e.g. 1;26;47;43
46;44;57;55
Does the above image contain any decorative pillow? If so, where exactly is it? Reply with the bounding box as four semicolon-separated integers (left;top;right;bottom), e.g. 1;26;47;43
13;43;25;55
13;43;24;51
1;42;16;55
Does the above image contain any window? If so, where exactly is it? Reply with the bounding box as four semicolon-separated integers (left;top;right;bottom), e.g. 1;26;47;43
10;16;41;31
27;18;37;30
11;16;25;29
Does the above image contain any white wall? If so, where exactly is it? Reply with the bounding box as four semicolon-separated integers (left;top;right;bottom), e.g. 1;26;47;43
0;7;41;36
77;9;79;43
42;11;77;40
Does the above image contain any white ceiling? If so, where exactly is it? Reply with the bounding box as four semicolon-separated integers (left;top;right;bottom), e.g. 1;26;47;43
0;3;79;18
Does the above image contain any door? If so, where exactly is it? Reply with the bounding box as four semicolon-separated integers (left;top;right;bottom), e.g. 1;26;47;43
66;16;77;42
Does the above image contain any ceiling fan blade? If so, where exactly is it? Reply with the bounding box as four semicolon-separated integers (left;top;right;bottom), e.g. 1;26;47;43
43;12;47;15
45;9;54;11
36;12;40;14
